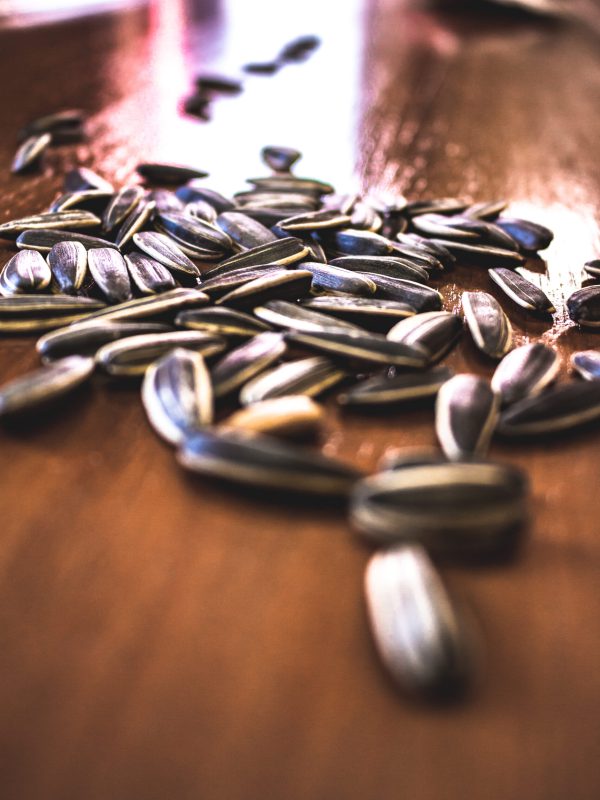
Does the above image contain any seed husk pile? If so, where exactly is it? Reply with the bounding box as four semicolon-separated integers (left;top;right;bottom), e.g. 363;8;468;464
3;129;597;705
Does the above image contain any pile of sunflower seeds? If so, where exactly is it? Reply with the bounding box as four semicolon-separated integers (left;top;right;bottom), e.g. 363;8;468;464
2;111;600;700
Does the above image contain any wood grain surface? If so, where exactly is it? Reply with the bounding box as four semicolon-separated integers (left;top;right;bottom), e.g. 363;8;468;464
0;1;599;798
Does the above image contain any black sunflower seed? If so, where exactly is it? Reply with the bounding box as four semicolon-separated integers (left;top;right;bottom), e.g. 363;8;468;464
461;291;513;360
47;241;88;294
175;307;271;337
195;74;243;94
406;198;468;217
0;210;101;239
216;269;313;309
16;229;119;254
223;395;324;439
49;190;113;214
0;294;104;317
211;332;287;397
243;61;281;75
429;239;525;268
463;200;507;221
101;185;145;232
36;321;172;360
318;228;395;257
0;355;95;417
330;255;429;284
175;183;235;212
286;330;428;368
216;211;278;248
360;273;443;312
1;250;52;294
124;252;178;295
279;209;351;231
583;259;600;280
396;233;456;270
205;237;309;278
136;163;209;185
261;145;302;173
387;311;462;363
298;262;377;296
87;248;132;304
339;366;452;406
12;133;51;174
302;296;415;331
495;217;554;252
71;288;208;324
567;285;600;328
64;168;114;194
96;331;225;376
435;374;499;460
489;268;555;314
278;35;320;62
200;266;283;299
497;382;600;436
148;189;185;215
571;350;600;381
253;299;366;334
132;231;199;277
177;428;360;496
115;199;156;248
239;356;346;405
19;109;85;140
157;212;233;256
247;175;334;196
491;343;560;406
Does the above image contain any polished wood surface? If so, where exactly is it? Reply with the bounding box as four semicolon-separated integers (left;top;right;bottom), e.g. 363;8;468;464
0;1;599;798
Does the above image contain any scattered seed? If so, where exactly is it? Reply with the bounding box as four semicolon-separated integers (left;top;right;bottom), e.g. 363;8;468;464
261;145;302;173
302;295;415;331
339;366;453;406
87;248;132;304
495;217;553;252
211;331;286;397
16;229;119;253
0;355;94;417
216;269;313;309
216;211;278;248
132;231;200;276
286;330;428;368
0;210;101;238
387;311;462;363
491;343;559;406
72;288;208;324
497;382;600;436
239;356;346;405
12;133;51;174
37;321;171;360
64;167;114;194
115;199;156;248
435;374;499;460
461;291;513;360
136;163;209;184
176;307;271;337
102;185;145;232
124;252;178;295
567;285;600;328
330;255;429;284
223;395;324;438
253;299;365;335
47;241;88;294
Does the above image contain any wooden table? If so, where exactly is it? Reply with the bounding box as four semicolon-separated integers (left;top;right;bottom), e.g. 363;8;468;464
0;1;599;798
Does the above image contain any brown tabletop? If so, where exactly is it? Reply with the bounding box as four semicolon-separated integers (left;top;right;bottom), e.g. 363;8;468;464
0;1;599;798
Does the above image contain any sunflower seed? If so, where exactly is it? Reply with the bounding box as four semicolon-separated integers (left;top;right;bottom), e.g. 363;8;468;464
389;243;445;272
216;211;277;248
47;241;88;294
49;190;113;214
175;184;234;212
71;288;208;324
248;175;334;196
583;259;600;280
495;217;553;252
216;269;313;309
148;189;185;215
0;294;104;316
176;307;271;337
330;255;429;284
136;163;209;184
0;355;94;417
302;296;415;331
115;199;156;248
184;199;218;223
300;262;377;296
411;213;480;241
37;321;171;359
351;461;528;554
387;312;462;363
463;200;507;220
279;209;351;231
1;250;52;294
16;229;119;253
12;133;51;173
339;366;452;406
571;350;600;381
364;545;471;697
461;291;513;360
0;210;101;239
64;168;114;194
491;343;559;405
240;356;346;405
287;330;428;368
406;198;468;217
489;268;555;314
261;145;302;173
200;266;283;299
435;374;499;460
430;239;525;268
206;237;309;277
101;185;145;232
87;248;132;303
96;331;225;376
142;347;213;445
319;229;395;257
124;253;178;294
497;382;600;436
567;285;600;327
253;299;365;334
396;233;456;270
19;109;85;139
177;427;360;495
211;332;286;397
157;212;233;256
223;395;324;438
361;273;443;312
132;231;199;276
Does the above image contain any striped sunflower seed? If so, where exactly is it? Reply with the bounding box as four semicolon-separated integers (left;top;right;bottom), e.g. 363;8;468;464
364;545;471;697
115;199;156;248
216;211;278;248
302;296;415;331
567;285;600;328
253;299;365;335
132;231;199;277
435;374;499;460
211;331;286;397
200;266;283;299
16;229;119;254
175;307;271;337
247;175;334;196
37;321;172;359
461;291;513;360
70;288;208;324
497;381;600;436
350;461;528;555
12;132;51;174
319;229;395;257
429;239;525;268
396;233;456;270
142;347;213;445
298;262;377;296
177;428;360;496
239;356;346;405
206;237;309;277
136;163;208;184
491;343;559;406
361;273;443;312
0;294;104;317
157;212;233;257
260;145;302;173
87;248;132;304
184;199;218;223
101;185;145;232
389;244;445;273
0;210;101;238
64;167;114;194
19;109;85;139
222;395;324;438
583;259;600;280
49;190;113;214
279;209;351;231
216;269;313;309
175;183;234;212
571;350;600;381
286;330;428;368
124;252;178;294
1;250;52;294
463;200;507;221
489;268;555;314
0;355;94;417
47;241;88;294
495;217;553;252
96;330;225;376
411;213;480;241
330;255;429;284
387;311;462;363
148;189;185;215
339;366;452;406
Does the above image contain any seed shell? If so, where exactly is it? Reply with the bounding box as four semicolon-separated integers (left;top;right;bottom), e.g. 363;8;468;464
430;239;525;268
491;343;559;406
495;217;553;252
298;262;377;296
132;231;199;276
435;374;499;460
583;260;600;280
206;237;309;277
216;269;313;309
497;382;600;436
239;356;346;405
1;250;52;294
211;332;287;397
216;211;278;248
461;291;513;360
115;199;156;248
96;331;225;376
339;367;452;406
137;163;209;184
489;268;555;314
37;321;172;359
361;273;443;312
364;545;471;696
253;299;365;334
177;428;360;496
571;350;600;381
302;296;415;331
286;330;428;368
47;241;88;294
125;252;178;294
87;248;132;304
567;285;600;328
200;266;283;299
71;288;208;324
0;210;101;238
102;185;145;232
0;355;95;417
64;168;114;194
387;311;462;363
330;255;429;284
261;145;302;173
157;212;233;256
0;294;104;317
222;395;324;438
12;133;51;174
16;229;119;253
142;347;213;445
176;307;271;337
